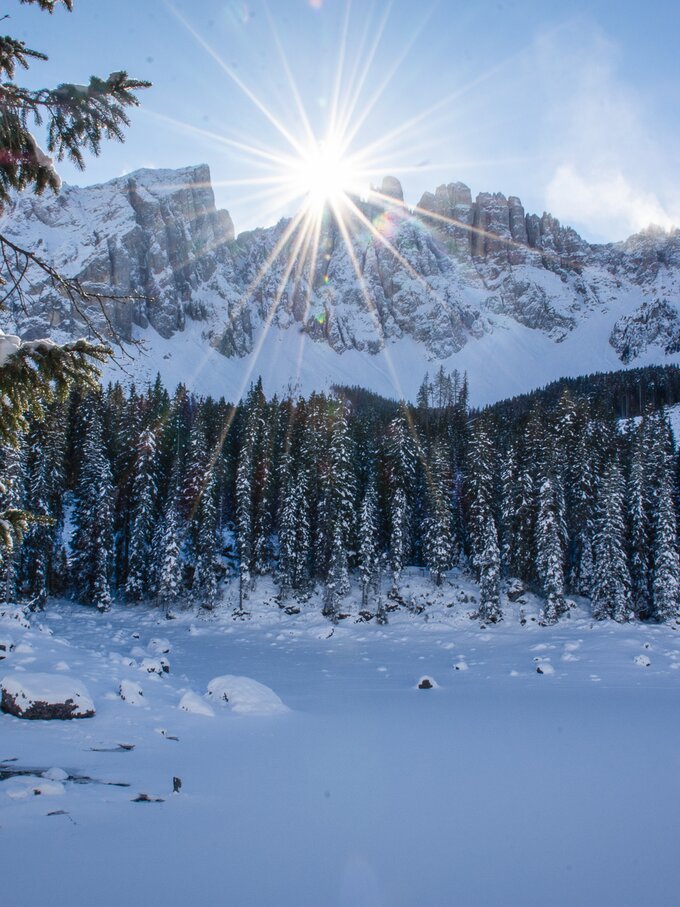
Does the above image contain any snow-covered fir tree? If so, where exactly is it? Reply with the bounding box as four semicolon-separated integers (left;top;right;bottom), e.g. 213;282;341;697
155;499;183;608
535;475;567;624
192;473;219;610
385;411;416;589
650;417;680;621
477;513;502;623
592;460;631;621
126;426;159;601
358;475;380;607
71;397;114;611
422;441;453;586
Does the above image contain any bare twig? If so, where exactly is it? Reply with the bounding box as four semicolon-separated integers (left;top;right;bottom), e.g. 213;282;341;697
0;231;151;358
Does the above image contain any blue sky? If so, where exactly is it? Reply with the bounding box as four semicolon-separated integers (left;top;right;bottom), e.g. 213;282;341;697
9;0;680;241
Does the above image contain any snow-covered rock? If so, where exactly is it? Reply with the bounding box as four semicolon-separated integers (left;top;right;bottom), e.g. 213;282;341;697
634;654;651;667
148;638;171;655
206;675;288;715
178;691;215;717
42;767;69;782
417;676;439;689
0;634;15;657
140;657;169;676
119;680;144;706
1;672;95;719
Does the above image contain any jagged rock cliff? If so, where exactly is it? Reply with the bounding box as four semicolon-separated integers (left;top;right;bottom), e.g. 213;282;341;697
1;164;680;400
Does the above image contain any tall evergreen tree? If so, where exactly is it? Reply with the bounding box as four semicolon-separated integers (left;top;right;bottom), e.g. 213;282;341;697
71;396;113;610
592;460;631;621
535;476;567;624
358;476;380;607
125;426;159;601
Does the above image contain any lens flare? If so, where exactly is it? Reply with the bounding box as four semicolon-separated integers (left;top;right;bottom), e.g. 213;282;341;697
287;133;367;215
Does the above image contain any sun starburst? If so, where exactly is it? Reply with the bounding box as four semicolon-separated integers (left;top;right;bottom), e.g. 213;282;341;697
155;0;540;410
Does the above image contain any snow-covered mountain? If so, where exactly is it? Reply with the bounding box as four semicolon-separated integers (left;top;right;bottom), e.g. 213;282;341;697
2;163;680;405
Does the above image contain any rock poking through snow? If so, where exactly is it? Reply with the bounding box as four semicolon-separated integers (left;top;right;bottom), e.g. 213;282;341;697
634;654;651;667
206;675;288;715
140;657;169;676
1;673;95;719
417;676;438;689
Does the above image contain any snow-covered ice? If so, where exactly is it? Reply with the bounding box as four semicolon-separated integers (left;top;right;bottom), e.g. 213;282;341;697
2;574;680;906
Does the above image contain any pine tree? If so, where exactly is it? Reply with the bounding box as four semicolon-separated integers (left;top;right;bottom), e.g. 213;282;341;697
358;476;380;607
477;513;502;623
422;442;453;586
322;517;349;621
125;427;158;601
466;419;502;620
591;460;631;621
278;465;311;597
535;476;567;624
0;2;149;547
385;410;416;589
628;426;652;617
20;408;66;601
155;500;183;608
650;421;680;621
71;396;113;610
0;439;26;601
192;474;219;610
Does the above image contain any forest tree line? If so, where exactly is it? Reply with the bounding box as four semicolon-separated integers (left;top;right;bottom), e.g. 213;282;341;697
1;364;679;625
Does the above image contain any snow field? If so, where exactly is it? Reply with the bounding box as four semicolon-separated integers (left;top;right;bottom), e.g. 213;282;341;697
1;571;680;906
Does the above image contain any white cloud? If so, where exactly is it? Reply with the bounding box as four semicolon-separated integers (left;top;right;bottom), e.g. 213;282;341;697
531;21;680;241
546;164;675;241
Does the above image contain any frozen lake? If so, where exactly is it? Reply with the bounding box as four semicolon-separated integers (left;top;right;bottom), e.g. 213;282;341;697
2;578;680;906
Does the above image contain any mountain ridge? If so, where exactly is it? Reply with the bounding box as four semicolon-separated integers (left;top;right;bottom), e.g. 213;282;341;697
1;163;680;405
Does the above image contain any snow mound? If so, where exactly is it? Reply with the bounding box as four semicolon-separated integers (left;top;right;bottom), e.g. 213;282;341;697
148;638;171;655
43;767;68;782
119;680;144;706
0;605;30;628
536;662;555;675
206;675;288;715
453;661;468;671
1;672;95;719
140;657;169;676
634;654;651;667
178;691;215;717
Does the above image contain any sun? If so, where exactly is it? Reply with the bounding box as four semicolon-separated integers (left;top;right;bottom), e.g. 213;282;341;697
288;133;367;216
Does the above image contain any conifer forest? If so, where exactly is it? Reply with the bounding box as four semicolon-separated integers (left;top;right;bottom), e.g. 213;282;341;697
5;363;680;626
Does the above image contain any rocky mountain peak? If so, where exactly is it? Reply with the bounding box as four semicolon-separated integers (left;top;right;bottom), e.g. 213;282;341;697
2;165;680;403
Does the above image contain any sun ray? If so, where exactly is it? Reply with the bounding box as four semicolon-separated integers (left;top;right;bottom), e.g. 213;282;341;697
166;2;308;158
326;196;409;402
334;2;392;140
328;0;353;139
263;2;317;149
340;5;435;152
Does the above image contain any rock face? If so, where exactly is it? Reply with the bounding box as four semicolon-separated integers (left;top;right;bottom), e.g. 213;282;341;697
610;299;680;363
1;673;95;719
2;164;680;390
